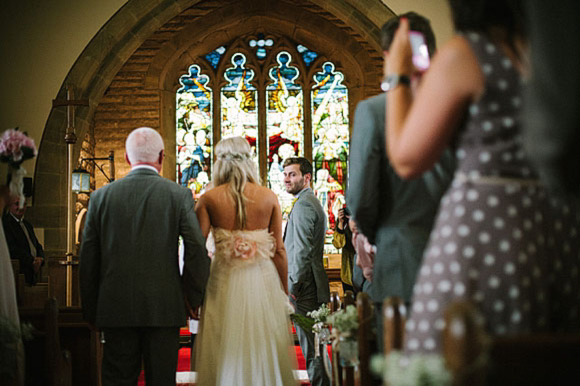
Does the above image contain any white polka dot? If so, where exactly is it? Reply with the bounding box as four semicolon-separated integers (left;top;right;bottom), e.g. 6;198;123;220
533;266;542;278
484;254;496;266
496;325;507;334
414;285;422;295
441;225;453;237
482;121;493;131
454;205;466;217
454;282;466;296
518;252;528;264
469;268;479;279
489;102;499;112
423;282;434;294
431;246;441;257
406;319;416;331
420;265;431;277
433;262;444;275
466;189;479;201
482;63;493;74
413;301;424;313
503;117;515;127
452;190;464;202
512;97;522;107
479;151;491;163
435;318;446;330
438;280;452;292
408;339;420;350
486;44;496;53
444;242;457;254
511;310;522;323
494;217;505;229
507;205;518;217
501;152;513;162
479;232;491;244
522;196;532;207
419;320;430;332
469;105;479;116
502;58;512;68
499;240;511;252
462;246;475;259
523;219;533;230
513;228;523;239
509;286;519;299
494;300;505;312
457;224;470;237
527;243;537;255
456;148;466;159
522;277;531;287
474;291;484;302
427;300;439;312
487;195;499;207
504;262;516;275
424;338;436;351
473;210;485;222
498;79;508;90
489;276;500;288
450;261;461;274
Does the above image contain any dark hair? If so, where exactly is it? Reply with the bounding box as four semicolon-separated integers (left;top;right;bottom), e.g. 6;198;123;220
282;157;313;177
449;0;525;46
381;11;437;57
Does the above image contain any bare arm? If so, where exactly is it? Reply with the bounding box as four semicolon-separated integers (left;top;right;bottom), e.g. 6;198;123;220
194;194;211;238
385;20;482;179
269;195;288;294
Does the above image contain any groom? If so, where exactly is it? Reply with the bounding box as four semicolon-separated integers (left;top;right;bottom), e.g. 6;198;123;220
79;127;210;386
283;157;330;386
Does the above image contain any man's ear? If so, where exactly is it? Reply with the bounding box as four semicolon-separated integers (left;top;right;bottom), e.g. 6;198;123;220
125;152;131;166
158;149;165;165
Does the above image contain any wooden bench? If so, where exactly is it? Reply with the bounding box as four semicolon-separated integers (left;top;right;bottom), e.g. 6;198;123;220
16;273;50;308
444;300;580;386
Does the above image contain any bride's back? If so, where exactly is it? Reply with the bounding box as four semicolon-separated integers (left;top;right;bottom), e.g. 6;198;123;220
200;182;276;231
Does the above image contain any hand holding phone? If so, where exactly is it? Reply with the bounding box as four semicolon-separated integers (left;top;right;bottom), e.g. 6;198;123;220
409;31;430;72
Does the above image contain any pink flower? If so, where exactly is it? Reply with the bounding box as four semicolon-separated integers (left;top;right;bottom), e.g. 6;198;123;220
233;236;257;259
0;128;37;166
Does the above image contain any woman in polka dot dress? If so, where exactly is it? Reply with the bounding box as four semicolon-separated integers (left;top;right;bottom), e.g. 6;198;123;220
384;0;580;353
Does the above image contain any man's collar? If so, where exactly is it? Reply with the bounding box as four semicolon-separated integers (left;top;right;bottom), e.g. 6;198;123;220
294;187;311;198
131;164;159;174
9;212;23;223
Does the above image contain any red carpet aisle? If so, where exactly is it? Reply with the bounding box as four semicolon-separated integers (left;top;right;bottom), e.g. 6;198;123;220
137;346;310;385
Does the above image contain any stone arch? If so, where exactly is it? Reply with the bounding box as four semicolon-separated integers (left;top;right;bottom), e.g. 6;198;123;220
33;0;394;304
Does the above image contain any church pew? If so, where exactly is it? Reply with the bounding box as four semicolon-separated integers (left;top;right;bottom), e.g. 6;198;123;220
16;273;50;308
355;292;373;386
382;296;406;354
44;298;73;386
443;300;580;386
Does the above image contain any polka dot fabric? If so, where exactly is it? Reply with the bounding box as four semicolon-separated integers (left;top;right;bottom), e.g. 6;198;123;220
404;32;580;354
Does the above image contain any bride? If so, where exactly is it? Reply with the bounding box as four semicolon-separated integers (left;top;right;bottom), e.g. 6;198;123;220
193;136;296;385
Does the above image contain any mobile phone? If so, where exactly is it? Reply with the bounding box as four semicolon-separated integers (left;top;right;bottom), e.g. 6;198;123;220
409;31;430;71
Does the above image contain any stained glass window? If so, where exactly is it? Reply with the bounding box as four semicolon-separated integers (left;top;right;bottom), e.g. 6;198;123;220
297;44;318;66
249;33;274;60
221;53;259;164
311;62;349;233
204;46;226;69
176;64;212;198
266;51;304;219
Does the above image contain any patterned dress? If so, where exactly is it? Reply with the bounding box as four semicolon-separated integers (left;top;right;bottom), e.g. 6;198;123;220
404;32;580;353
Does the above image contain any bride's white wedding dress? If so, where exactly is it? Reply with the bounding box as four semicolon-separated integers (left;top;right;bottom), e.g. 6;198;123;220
194;228;296;385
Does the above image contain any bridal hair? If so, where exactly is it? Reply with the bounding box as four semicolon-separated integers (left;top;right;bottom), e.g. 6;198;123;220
126;127;164;164
213;136;258;228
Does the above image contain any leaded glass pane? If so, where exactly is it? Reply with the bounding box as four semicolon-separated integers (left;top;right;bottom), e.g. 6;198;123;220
297;44;318;67
204;46;226;69
221;53;259;164
176;64;212;197
266;51;304;220
311;62;349;235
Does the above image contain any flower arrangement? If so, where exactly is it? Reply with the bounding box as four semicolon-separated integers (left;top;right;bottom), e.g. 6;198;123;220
371;351;452;386
0;128;37;207
307;303;331;333
0;128;37;167
327;304;358;337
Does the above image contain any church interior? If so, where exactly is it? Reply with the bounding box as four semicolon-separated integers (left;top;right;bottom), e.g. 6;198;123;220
3;1;579;385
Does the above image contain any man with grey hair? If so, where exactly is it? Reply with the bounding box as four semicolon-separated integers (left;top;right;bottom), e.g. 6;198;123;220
80;127;210;386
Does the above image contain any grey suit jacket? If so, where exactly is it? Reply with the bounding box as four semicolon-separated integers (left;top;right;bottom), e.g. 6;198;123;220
79;167;210;327
347;93;455;304
284;187;330;303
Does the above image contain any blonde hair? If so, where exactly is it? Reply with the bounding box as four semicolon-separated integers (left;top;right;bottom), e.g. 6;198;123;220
213;136;259;228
